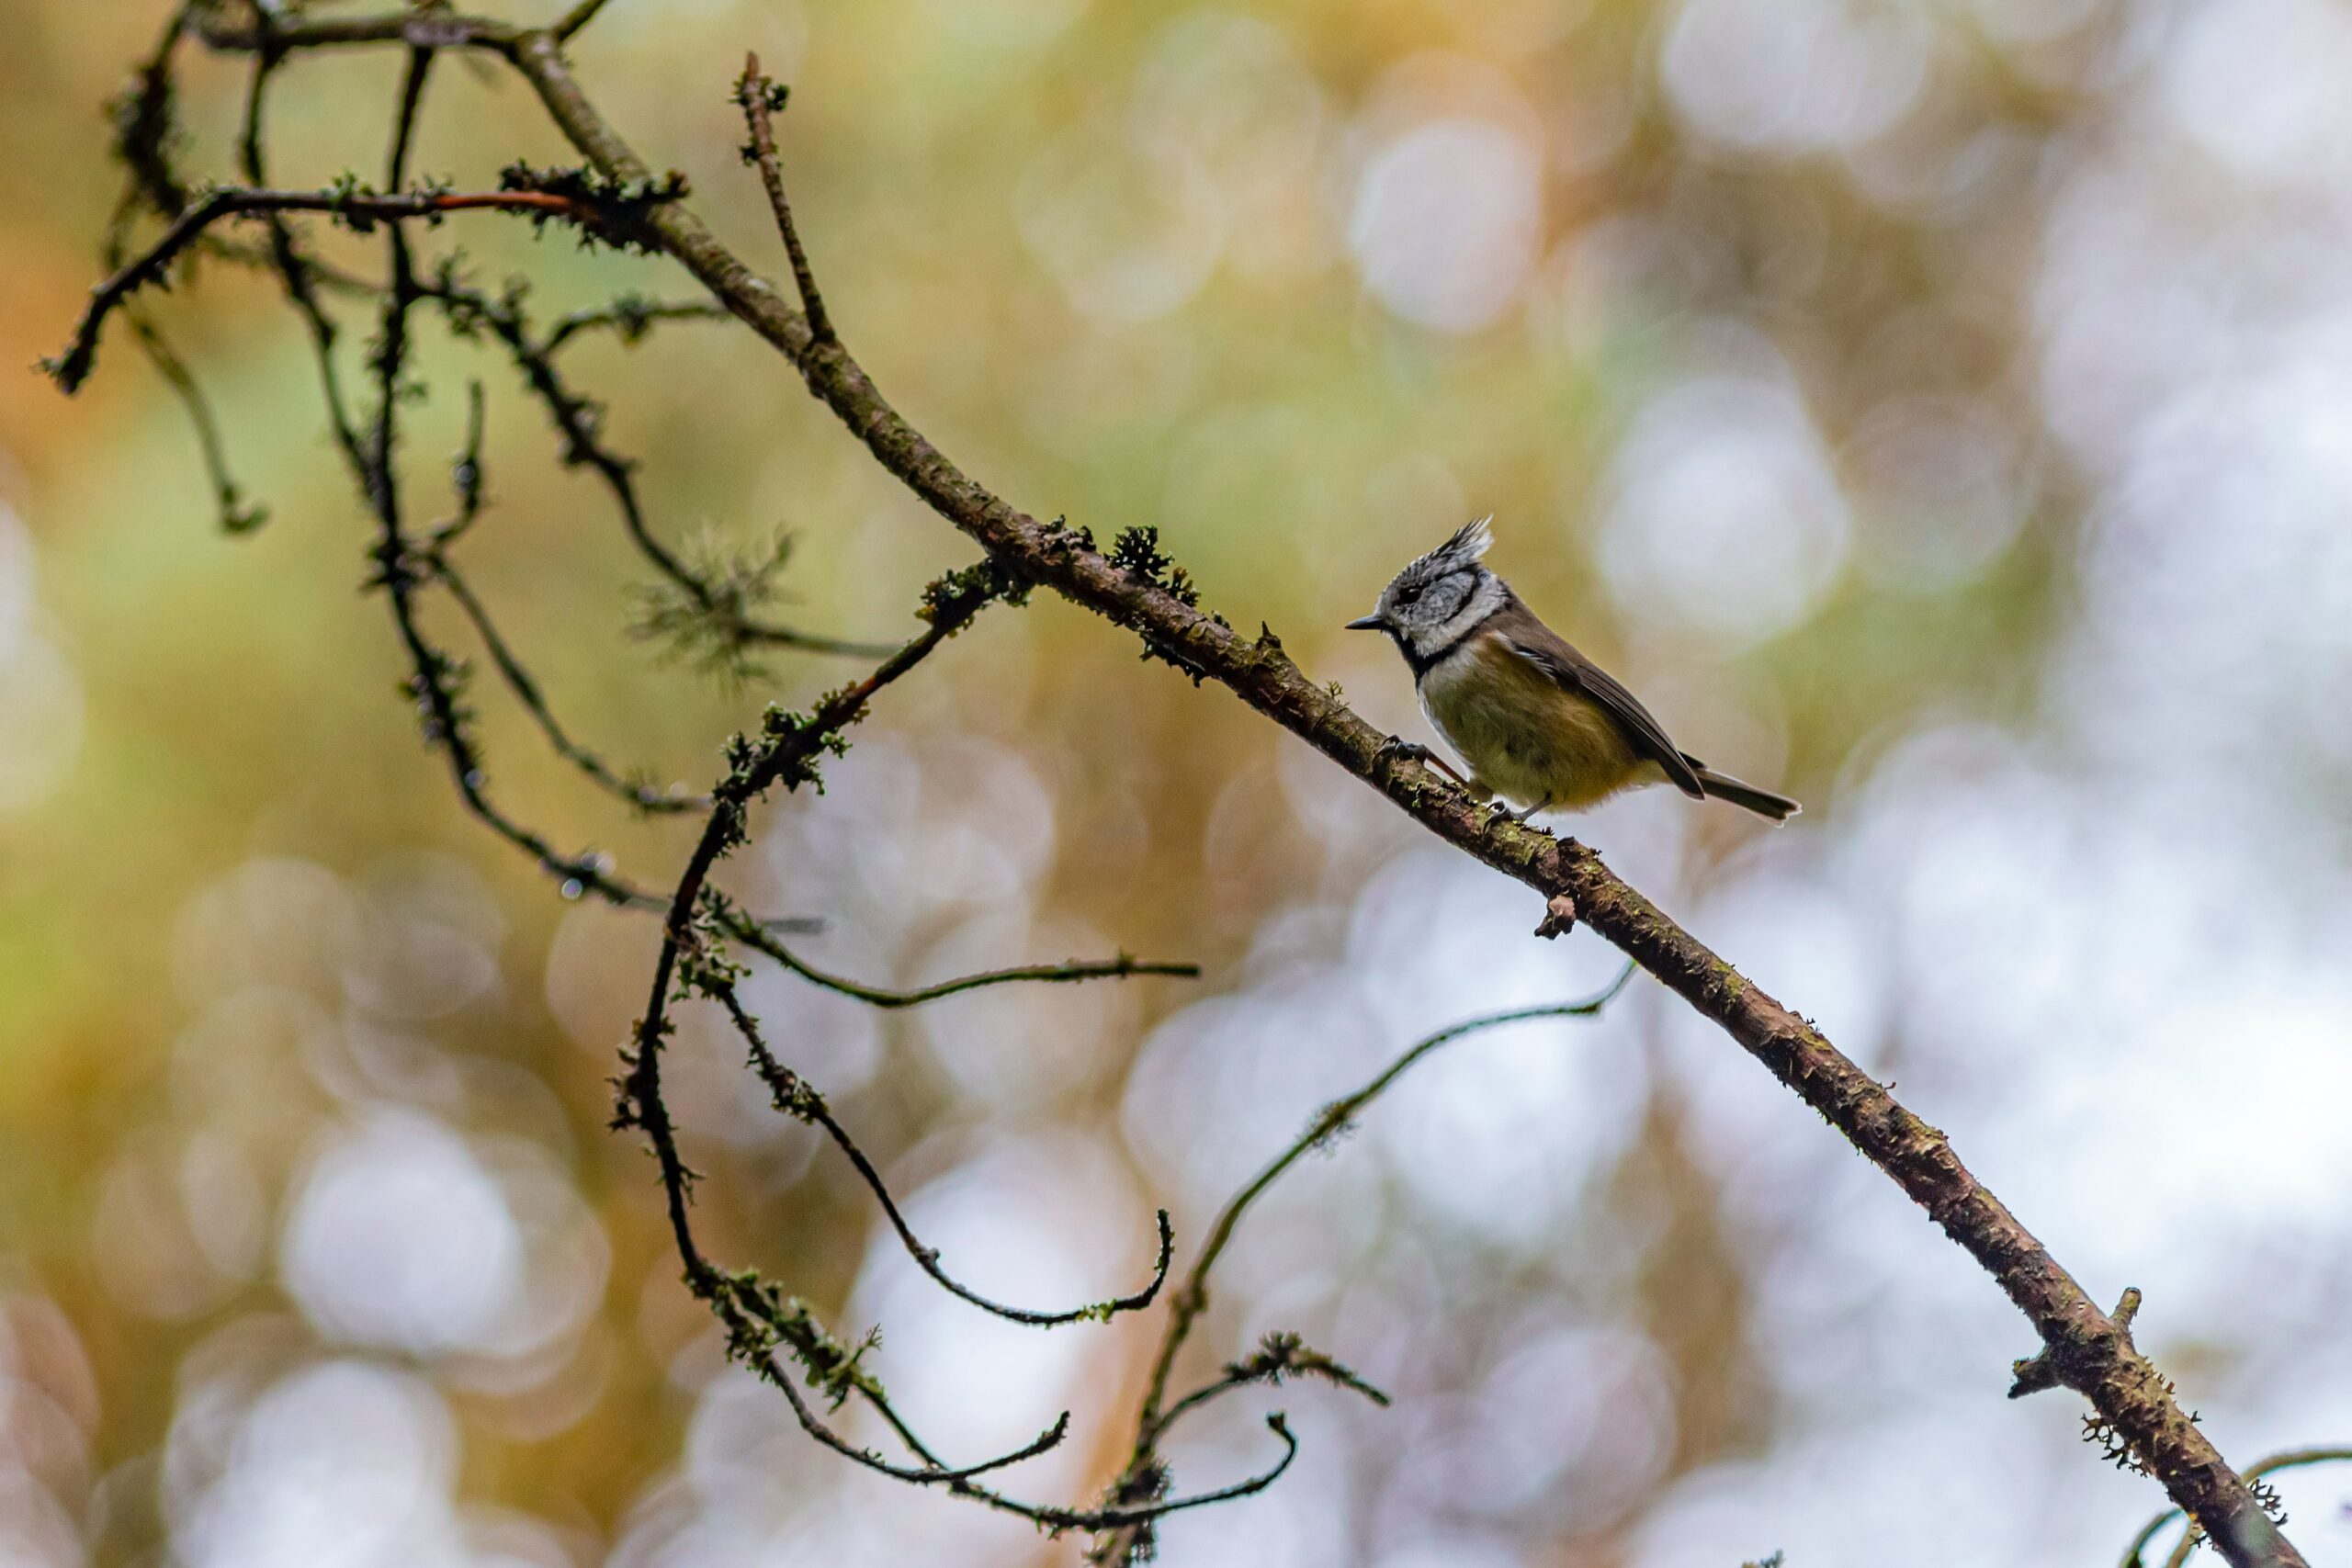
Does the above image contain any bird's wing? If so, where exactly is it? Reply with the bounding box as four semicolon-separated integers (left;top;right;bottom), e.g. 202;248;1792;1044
1489;600;1706;798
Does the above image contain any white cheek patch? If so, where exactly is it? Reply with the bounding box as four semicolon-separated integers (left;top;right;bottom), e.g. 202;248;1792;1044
1409;575;1505;660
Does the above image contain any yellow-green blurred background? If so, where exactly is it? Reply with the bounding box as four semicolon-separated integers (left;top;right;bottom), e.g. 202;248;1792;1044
6;1;2352;1563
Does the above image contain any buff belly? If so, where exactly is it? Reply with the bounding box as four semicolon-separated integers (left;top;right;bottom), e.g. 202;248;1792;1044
1419;635;1665;811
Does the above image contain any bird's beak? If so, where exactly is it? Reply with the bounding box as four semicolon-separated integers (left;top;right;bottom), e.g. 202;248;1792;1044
1345;613;1388;632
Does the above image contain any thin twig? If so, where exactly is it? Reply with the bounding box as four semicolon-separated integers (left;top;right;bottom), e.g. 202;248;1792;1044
553;0;616;42
235;24;368;489
432;557;709;815
48;183;622;394
728;915;1198;1009
1139;968;1634;1448
386;41;433;190
718;981;1176;1326
736;53;831;344
419;269;896;660
539;293;729;355
425;378;489;550
123;310;266;534
1152;1331;1392;1436
1088;972;1634;1564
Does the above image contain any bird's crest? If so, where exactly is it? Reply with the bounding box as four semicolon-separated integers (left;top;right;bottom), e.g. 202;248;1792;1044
1419;514;1493;572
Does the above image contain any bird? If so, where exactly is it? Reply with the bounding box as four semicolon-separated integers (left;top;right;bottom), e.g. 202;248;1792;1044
1346;517;1798;826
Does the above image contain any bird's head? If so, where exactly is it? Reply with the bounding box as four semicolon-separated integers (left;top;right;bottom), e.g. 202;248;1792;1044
1347;515;1504;662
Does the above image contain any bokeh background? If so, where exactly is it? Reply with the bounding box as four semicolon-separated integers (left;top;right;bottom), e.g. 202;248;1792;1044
5;0;2352;1563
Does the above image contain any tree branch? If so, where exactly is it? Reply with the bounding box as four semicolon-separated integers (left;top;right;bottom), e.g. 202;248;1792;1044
419;266;897;660
47;182;642;394
554;0;617;43
1089;976;1629;1564
726;913;1198;1009
736;54;831;345
539;292;729;354
2124;1449;2352;1568
717;980;1176;1326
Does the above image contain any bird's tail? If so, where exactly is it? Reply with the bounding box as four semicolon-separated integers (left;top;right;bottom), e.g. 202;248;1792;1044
1689;762;1800;823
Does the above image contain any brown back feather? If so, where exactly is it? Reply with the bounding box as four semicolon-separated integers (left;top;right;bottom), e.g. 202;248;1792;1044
1483;594;1707;799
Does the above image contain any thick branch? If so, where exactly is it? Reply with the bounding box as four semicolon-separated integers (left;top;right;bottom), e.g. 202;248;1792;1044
2125;1448;2352;1568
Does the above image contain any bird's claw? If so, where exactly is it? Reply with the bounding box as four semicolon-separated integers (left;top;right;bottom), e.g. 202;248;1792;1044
1376;737;1472;792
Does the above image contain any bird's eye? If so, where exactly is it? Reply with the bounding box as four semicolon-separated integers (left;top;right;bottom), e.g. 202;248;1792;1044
1397;584;1422;605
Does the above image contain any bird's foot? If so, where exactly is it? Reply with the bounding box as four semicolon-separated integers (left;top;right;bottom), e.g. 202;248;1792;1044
1376;737;1471;790
1533;893;1578;940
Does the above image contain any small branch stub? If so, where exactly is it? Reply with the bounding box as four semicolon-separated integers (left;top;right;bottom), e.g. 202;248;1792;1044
2011;1286;2141;1399
1534;893;1578;940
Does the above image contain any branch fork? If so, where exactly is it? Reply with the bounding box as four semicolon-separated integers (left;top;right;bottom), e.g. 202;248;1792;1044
2011;1285;2142;1400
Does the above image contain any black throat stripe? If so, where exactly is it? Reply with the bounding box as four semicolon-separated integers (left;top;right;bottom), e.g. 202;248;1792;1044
1404;618;1486;682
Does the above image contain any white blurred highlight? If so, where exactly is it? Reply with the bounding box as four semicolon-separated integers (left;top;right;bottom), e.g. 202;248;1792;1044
1661;0;1933;155
1600;373;1852;648
282;1110;606;1365
1348;118;1544;333
0;502;81;815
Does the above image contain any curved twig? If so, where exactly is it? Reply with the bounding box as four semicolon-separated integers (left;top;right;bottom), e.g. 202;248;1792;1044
715;1284;1074;1490
48;183;630;394
1057;1415;1298;1532
417;269;897;660
539;294;729;354
714;1271;1300;1534
1153;1331;1391;1436
123;310;266;534
1138;969;1634;1449
737;53;831;344
432;554;709;815
715;981;1175;1325
727;915;1199;1009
